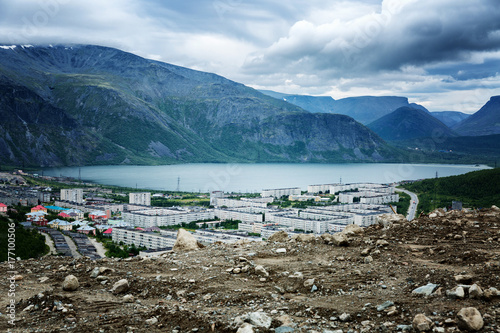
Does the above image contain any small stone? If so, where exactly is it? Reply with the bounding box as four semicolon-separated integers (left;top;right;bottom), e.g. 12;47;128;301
111;279;130;294
412;283;439;296
233;267;241;274
276;248;287;254
413;313;433;332
145;317;158;325
454;274;473;284
246;312;272;328
433;327;445;333
14;275;23;281
332;232;349;246
457;307;483;331
39;277;49;283
446;286;465;299
237;323;254;333
469;284;483;299
275;327;295;333
339;313;351;322
364;256;374;264
304;278;315;288
376;239;389;247
123;294;135;303
62;275;79;291
90;267;100;278
255;265;269;277
377;301;394;311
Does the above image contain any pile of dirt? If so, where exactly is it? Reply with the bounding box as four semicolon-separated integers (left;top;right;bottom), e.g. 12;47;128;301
2;207;500;332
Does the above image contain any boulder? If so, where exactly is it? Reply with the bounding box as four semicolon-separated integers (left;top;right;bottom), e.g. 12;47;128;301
343;224;364;236
457;307;483;331
62;275;79;291
413;314;433;332
454;274;473;283
245;312;272;328
295;233;316;242
268;231;289;242
173;228;203;252
237;323;254;333
331;232;349;246
377;213;406;228
111;279;130;294
446;286;465;299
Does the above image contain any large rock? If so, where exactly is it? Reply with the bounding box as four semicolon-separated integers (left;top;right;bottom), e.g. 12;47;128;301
245;312;272;328
111;279;130;294
413;314;433;332
343;224;364;236
412;283;439;296
173;228;203;251
469;284;483;299
294;233;316;242
62;275;79;291
331;232;349;246
457;307;483;331
377;213;406;228
255;265;269;277
268;231;289;242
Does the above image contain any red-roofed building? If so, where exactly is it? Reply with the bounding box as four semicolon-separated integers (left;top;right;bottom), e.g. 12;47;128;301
31;205;47;213
0;203;7;213
103;228;113;237
58;212;71;219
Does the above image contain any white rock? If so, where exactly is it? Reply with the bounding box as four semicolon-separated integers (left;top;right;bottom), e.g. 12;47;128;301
173;228;203;252
246;312;272;328
469;284;483;299
236;323;254;333
123;294;135;303
62;275;79;291
413;314;433;332
255;265;269;277
276;248;287;254
457;307;483;331
145;317;158;325
111;279;130;294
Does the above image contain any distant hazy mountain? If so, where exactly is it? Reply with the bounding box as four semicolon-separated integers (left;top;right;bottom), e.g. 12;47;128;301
453;96;500;136
0;44;396;167
367;107;456;141
259;91;428;124
430;111;470;127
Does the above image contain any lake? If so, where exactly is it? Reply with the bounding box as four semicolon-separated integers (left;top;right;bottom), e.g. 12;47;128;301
39;163;489;193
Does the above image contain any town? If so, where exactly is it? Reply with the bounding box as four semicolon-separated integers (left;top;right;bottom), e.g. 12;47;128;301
0;170;411;259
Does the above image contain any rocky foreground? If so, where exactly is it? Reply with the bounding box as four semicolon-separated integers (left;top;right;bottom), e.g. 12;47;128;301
2;207;500;333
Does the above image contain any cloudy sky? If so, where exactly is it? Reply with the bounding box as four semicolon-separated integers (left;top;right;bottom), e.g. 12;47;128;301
1;0;500;112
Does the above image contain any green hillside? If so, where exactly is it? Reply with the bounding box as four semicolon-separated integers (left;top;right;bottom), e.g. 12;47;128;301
402;168;500;212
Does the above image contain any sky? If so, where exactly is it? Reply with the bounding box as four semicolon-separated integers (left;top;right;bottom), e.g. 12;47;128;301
1;0;500;113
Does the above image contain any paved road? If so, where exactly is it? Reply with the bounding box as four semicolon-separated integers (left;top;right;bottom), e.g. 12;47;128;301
395;188;419;221
62;233;82;259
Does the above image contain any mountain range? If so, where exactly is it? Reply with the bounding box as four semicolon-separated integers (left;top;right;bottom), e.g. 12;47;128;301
0;44;395;167
453;96;500;136
259;91;429;124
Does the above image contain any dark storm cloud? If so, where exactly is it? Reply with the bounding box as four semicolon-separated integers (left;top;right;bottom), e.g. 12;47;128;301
243;0;500;76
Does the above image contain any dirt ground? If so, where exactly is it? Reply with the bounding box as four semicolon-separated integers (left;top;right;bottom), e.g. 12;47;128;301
2;207;500;332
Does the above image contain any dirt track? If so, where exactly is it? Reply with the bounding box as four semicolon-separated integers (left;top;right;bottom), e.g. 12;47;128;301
2;207;500;332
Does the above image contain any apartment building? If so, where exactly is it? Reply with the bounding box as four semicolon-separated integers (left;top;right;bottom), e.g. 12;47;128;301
213;207;266;223
112;227;177;249
60;189;84;203
261;187;301;198
122;208;215;228
129;192;151;206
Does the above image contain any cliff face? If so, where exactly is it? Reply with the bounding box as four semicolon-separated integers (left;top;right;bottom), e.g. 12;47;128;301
0;45;395;167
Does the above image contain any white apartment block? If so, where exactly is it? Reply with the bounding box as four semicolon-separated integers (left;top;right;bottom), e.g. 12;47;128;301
265;210;354;234
210;191;224;206
214;197;274;208
338;191;398;204
307;184;340;194
60;189;84;203
214;207;265;223
113;228;177;249
129;192;151;206
122;208;215;228
330;183;394;194
261;187;301;198
238;222;264;234
288;194;321;202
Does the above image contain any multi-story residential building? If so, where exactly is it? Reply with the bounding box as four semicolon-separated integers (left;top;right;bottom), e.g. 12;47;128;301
129;192;151;206
122;208;215;228
261;187;301;198
307;184;340;194
214;207;265;223
60;189;84;203
213;197;273;208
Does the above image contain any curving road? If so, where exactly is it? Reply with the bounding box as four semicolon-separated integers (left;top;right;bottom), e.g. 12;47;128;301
395;188;419;221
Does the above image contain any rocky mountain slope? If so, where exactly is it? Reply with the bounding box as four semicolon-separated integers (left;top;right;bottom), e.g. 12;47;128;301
453;96;500;136
0;45;395;167
259;91;429;125
367;107;457;141
430;111;470;128
1;207;500;332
